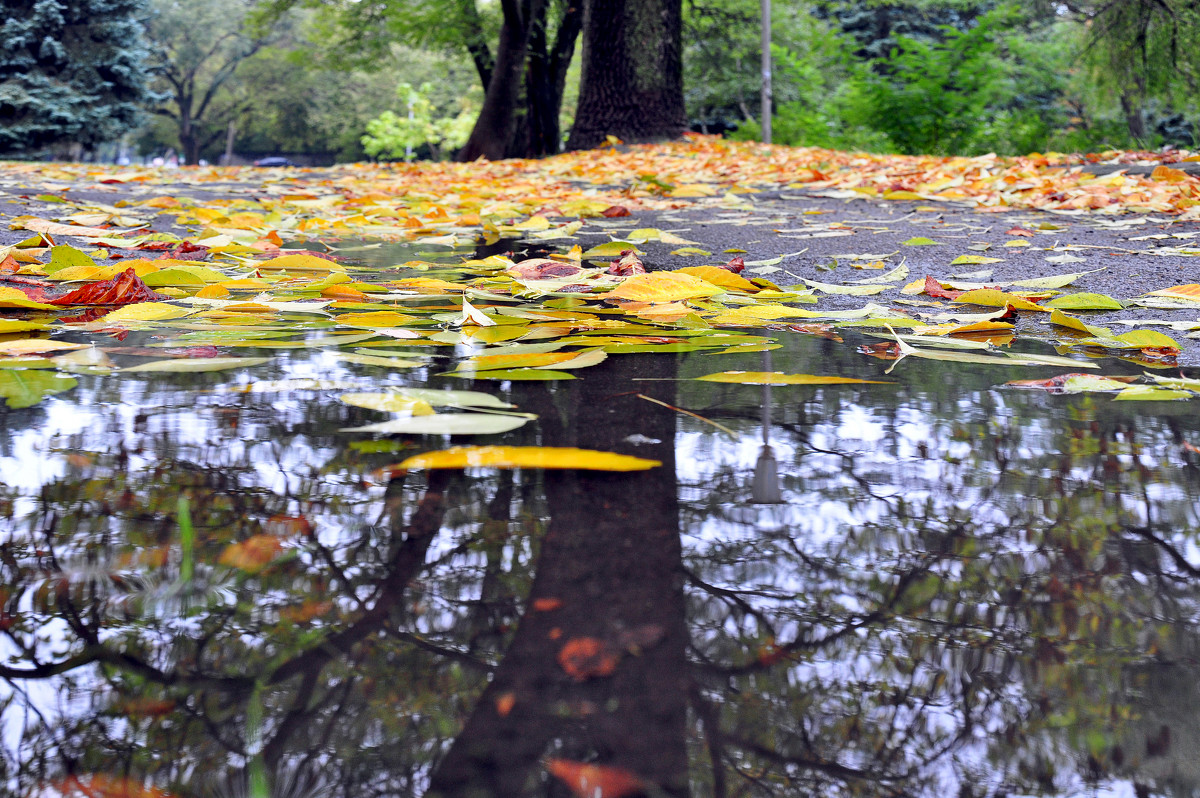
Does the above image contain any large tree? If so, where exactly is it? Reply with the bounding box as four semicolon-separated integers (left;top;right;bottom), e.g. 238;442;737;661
144;0;274;164
567;0;688;150
0;0;156;156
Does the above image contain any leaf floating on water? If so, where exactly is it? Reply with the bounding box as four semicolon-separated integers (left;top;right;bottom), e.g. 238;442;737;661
121;357;272;373
340;388;515;410
695;371;891;385
1113;386;1194;401
338;393;436;416
1006;373;1137;394
0;370;78;408
0;339;89;356
394;445;661;471
341;414;529;435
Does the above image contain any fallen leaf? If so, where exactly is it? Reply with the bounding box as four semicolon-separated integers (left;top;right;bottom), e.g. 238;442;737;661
393;446;660;470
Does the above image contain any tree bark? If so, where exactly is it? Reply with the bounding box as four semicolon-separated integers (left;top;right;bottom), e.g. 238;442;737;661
567;0;688;150
427;357;689;797
459;0;545;161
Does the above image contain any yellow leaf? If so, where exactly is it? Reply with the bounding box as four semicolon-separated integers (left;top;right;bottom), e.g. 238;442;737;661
673;265;759;292
336;311;420;327
0;339;88;355
101;302;193;323
953;289;1047;311
949;254;1003;265
582;241;643;258
1114;329;1180;350
696;371;890;385
670;247;712;257
607;271;723;303
394;446;660;471
257;254;346;273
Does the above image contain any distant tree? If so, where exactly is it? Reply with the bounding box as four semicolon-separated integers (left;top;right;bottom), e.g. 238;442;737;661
256;0;583;161
0;0;157;156
144;0;273;164
567;0;688;150
1070;0;1200;143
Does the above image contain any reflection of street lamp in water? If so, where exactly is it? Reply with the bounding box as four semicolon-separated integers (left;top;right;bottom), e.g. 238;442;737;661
752;350;783;503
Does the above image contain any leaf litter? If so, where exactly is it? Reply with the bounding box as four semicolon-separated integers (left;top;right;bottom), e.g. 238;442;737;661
3;136;1200;452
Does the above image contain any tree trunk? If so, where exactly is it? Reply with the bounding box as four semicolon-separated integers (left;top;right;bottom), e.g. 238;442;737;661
567;0;687;150
458;0;546;161
524;0;584;156
427;357;689;797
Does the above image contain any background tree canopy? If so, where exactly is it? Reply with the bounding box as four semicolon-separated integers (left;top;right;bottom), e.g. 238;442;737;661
3;0;1200;161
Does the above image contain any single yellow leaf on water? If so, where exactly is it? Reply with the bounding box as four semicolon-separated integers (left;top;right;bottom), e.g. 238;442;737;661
0;339;88;355
336;310;419;327
101;302;193;323
673;265;759;292
0;319;49;334
1114;329;1181;350
695;371;891;385
1114;385;1193;401
122;357;272;373
195;284;230;299
338;393;436;415
607;271;723;303
257;254;346;273
395;446;661;471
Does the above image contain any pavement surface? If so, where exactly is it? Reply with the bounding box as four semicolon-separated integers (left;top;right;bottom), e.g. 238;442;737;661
4;164;1200;366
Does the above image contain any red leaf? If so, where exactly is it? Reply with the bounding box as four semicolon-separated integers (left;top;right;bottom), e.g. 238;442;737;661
49;269;167;306
1005;227;1035;237
601;205;631;217
718;256;745;273
922;275;964;299
606;250;646;276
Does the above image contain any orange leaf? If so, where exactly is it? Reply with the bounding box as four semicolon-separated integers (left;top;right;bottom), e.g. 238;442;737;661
51;774;174;798
557;637;620;681
495;692;516;717
218;534;285;573
545;759;645;798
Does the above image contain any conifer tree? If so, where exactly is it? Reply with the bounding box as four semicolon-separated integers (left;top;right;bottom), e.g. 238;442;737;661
0;0;156;155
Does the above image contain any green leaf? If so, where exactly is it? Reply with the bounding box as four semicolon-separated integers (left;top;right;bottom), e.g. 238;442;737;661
0;371;78;408
902;237;940;246
44;245;97;275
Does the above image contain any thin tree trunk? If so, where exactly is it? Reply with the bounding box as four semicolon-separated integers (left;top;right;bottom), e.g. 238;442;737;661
458;0;546;161
568;0;687;150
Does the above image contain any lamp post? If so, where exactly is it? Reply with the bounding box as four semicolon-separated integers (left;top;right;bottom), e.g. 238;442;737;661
761;0;772;144
752;350;783;504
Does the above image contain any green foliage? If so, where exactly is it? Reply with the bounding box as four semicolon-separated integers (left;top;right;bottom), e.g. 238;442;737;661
733;2;1081;156
0;0;157;155
361;82;478;161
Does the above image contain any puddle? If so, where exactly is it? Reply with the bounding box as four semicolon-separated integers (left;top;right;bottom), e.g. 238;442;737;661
1;243;1199;797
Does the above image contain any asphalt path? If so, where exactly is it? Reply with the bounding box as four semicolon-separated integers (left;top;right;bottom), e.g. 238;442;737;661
4;172;1200;366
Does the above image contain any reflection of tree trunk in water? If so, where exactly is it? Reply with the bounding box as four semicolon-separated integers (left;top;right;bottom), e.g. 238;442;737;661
429;356;688;797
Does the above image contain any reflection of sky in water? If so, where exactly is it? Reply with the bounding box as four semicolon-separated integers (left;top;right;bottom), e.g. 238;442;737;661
3;333;1200;796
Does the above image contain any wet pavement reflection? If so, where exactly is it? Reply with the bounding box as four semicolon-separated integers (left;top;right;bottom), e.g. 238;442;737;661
2;321;1200;798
